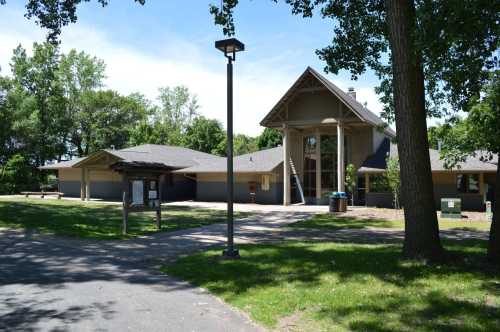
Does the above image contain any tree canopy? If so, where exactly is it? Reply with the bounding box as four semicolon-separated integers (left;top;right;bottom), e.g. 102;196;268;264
0;0;146;43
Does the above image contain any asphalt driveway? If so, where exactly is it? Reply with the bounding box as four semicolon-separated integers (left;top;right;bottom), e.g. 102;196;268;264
0;210;313;332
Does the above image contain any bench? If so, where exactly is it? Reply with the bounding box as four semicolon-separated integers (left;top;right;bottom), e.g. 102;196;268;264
21;191;65;199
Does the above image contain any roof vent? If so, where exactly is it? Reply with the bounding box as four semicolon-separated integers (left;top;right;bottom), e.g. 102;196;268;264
347;87;356;100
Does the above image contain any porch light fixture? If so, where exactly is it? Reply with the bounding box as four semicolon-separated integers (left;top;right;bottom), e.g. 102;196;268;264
215;37;245;259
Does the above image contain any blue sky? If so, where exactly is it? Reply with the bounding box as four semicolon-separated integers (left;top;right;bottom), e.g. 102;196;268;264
0;1;386;136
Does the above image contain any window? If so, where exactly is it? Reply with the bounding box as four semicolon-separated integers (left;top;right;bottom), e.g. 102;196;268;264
457;174;480;194
261;175;270;191
370;175;391;193
320;135;337;196
303;135;317;198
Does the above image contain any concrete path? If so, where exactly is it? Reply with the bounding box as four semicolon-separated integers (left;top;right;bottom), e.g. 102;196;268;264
0;210;313;332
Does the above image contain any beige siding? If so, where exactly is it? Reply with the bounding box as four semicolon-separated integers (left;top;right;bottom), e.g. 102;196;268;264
287;91;341;123
59;168;82;182
90;170;122;182
58;168;122;182
350;126;373;170
432;172;456;185
197;172;280;184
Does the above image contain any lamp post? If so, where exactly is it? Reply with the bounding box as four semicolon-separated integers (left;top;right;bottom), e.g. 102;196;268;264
215;38;245;259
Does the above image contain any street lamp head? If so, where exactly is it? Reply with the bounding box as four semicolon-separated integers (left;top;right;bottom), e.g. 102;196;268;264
215;38;245;61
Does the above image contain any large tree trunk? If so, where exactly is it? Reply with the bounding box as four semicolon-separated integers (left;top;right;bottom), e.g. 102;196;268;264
488;164;500;263
385;0;444;260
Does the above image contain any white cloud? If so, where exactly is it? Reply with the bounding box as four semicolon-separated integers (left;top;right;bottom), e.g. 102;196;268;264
0;7;387;136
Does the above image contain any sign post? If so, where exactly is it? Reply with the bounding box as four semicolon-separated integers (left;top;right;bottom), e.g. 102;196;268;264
122;177;162;235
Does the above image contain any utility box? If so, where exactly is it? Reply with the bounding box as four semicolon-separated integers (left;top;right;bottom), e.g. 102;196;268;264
441;198;462;219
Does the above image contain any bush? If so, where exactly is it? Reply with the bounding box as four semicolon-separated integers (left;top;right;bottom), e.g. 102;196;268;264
0;154;37;194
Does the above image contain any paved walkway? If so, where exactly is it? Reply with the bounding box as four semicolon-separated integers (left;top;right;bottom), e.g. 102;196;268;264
0;210;313;332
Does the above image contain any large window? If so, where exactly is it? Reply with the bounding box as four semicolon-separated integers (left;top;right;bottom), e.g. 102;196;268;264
457;174;480;194
320;135;337;196
370;175;391;193
303;136;317;197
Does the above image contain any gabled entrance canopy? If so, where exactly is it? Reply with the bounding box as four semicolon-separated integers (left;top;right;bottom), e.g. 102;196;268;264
261;66;395;137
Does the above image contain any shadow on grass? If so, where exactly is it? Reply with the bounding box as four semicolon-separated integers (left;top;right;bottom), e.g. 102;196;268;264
164;239;499;331
291;214;396;230
0;200;242;240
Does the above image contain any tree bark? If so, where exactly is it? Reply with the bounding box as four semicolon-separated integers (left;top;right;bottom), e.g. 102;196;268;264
487;164;500;263
385;0;444;260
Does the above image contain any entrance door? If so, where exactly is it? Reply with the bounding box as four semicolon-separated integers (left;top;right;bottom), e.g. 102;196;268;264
356;176;366;206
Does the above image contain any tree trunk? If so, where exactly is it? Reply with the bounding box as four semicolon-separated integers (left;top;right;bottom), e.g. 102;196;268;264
487;164;500;263
385;0;444;260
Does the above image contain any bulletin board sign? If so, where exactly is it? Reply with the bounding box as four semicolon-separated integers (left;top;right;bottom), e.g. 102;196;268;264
122;176;162;235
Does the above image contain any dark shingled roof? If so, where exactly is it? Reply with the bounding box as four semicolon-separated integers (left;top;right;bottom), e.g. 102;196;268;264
261;67;396;137
39;157;86;170
104;144;224;169
42;144;224;170
174;146;284;174
358;138;498;173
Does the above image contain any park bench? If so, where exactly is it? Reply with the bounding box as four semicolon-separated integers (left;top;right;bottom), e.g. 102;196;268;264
21;191;65;199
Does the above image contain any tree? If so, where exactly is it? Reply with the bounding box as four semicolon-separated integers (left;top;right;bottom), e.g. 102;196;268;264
10;42;68;166
0;154;36;194
75;90;147;154
0;74;15;166
386;157;401;209
211;0;499;261
256;128;282;150
58;49;106;156
0;0;146;43
345;163;356;206
234;134;258;156
438;74;500;263
183;116;226;156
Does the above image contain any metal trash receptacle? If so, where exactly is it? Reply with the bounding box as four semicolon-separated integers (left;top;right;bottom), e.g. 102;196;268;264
337;192;348;212
329;194;338;212
330;192;348;213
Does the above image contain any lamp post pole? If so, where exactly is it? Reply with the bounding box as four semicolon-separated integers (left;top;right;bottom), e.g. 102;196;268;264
224;54;238;258
215;38;244;259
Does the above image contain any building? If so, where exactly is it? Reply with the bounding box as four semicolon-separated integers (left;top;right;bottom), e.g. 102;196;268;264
41;67;497;211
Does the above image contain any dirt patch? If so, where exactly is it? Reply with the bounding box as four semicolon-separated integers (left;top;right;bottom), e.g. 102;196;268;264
275;308;324;332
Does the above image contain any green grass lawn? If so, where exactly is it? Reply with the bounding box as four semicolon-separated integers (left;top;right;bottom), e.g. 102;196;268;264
0;198;243;240
291;214;492;232
164;240;500;332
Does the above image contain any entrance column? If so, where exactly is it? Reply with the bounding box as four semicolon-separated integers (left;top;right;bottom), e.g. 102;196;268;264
315;130;322;201
283;125;291;205
80;168;86;200
85;168;90;201
337;122;345;192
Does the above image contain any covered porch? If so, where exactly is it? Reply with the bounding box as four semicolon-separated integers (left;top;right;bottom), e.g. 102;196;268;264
261;67;393;206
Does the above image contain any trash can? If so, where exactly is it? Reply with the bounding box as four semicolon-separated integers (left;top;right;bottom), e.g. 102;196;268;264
329;192;348;213
329;193;339;212
337;192;348;212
